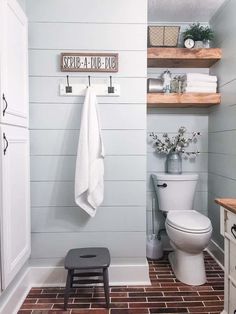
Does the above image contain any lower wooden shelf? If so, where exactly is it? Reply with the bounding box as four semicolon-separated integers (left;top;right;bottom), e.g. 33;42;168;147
147;93;221;108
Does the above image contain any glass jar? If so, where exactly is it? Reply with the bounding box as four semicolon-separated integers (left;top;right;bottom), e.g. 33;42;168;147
166;151;182;174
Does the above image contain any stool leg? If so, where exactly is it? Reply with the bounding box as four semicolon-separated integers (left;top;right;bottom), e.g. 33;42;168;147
70;270;74;288
103;268;110;308
64;269;72;310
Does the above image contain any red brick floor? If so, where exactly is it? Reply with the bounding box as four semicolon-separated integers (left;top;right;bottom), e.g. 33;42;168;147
18;252;224;314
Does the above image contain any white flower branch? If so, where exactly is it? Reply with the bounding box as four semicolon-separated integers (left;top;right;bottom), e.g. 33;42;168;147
149;126;201;158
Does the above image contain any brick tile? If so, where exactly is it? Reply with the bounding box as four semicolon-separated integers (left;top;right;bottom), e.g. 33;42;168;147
111;297;146;302
167;301;204;307
72;311;108;314
147;296;183;302
150;309;188;313
188;306;224;312
129;292;163;297
110;310;149;314
91;302;128;308
23;299;38;304
53;303;90;309
32;311;70;314
27;294;58;299
21;304;53;309
129;302;166;308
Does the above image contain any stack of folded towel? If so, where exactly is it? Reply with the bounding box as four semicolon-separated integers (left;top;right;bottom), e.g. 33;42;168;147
183;73;217;93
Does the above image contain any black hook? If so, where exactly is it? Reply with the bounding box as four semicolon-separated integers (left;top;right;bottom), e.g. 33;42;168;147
88;76;91;87
66;75;72;93
108;76;114;94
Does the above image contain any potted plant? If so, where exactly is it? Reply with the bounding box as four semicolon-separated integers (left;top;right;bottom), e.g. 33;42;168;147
183;23;214;48
149;126;201;174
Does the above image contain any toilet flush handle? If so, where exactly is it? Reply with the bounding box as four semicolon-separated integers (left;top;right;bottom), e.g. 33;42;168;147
157;183;167;188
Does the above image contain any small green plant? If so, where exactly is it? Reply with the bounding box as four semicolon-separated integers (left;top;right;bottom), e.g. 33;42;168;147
183;23;214;41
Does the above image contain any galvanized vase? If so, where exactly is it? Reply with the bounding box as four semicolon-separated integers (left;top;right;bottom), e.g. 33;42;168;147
166;151;182;174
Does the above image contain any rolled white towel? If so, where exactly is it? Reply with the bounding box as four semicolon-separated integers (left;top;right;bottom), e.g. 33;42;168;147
184;86;217;93
184;73;217;82
184;81;217;88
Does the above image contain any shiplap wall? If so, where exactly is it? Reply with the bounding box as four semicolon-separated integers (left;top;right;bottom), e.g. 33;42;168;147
147;24;209;236
26;0;147;266
209;0;236;249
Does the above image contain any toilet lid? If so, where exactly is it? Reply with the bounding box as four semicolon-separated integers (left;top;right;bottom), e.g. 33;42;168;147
166;210;212;233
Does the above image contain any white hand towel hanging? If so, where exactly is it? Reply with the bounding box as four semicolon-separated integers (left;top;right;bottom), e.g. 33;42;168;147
75;86;104;217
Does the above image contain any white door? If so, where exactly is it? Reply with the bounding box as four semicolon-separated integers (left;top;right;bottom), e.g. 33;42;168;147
0;0;28;127
0;125;30;289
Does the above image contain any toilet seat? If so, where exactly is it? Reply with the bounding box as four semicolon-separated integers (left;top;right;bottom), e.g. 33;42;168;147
166;210;212;234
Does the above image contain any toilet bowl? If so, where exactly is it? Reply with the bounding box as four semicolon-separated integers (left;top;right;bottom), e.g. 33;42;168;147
152;173;212;286
166;210;212;285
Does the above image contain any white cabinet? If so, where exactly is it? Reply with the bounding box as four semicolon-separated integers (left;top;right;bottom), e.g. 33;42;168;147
0;125;30;289
0;0;30;291
0;0;28;127
220;205;236;314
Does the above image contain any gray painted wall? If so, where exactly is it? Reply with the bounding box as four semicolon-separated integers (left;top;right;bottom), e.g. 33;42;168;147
209;0;236;249
26;0;147;266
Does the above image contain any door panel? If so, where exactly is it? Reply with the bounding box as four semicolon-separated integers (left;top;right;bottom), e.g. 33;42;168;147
0;125;30;289
0;0;28;127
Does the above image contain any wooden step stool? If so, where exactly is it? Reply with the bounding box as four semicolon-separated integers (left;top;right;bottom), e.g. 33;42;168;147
64;247;111;310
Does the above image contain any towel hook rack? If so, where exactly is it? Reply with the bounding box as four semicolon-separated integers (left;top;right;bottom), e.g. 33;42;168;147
66;75;72;93
108;76;114;94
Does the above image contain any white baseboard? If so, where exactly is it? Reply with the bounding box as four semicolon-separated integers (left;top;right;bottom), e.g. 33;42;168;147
206;239;224;269
0;265;31;314
0;261;150;313
30;262;151;287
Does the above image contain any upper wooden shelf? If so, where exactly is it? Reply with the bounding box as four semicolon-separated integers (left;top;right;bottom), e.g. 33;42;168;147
147;48;222;68
147;93;221;108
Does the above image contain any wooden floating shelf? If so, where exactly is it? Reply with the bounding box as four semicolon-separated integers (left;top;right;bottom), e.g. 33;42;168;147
147;93;221;108
148;48;222;68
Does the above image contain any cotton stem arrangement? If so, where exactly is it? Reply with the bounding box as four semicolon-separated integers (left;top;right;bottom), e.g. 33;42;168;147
149;126;201;158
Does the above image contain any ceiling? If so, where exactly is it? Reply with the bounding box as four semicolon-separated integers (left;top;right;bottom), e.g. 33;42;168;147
148;0;226;23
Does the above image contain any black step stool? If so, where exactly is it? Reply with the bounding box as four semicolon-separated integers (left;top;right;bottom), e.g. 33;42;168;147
64;247;110;310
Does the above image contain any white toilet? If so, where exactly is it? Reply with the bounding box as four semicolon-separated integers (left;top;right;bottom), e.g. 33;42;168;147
152;173;212;286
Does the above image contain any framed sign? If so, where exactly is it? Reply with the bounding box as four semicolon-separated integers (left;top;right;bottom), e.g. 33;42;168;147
61;53;118;72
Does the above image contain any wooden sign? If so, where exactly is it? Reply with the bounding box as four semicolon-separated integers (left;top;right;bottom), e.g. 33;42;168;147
61;53;118;72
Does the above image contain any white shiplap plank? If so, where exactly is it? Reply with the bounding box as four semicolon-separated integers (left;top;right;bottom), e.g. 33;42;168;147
147;152;208;173
31;206;146;233
147;112;208;133
211;0;236;47
30;155;146;181
31;181;146;207
208;173;236;198
30;103;146;130
209;153;236;181
30;130;146;156
208;191;224;248
208;104;236;133
31;232;146;259
29;50;147;77
29;77;147;104
29;23;147;50
209;130;236;155
26;0;147;24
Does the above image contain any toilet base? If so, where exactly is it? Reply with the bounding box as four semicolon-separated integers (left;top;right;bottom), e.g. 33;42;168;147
168;250;206;286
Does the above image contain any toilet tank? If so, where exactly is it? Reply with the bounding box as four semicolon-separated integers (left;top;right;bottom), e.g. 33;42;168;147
152;173;199;212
